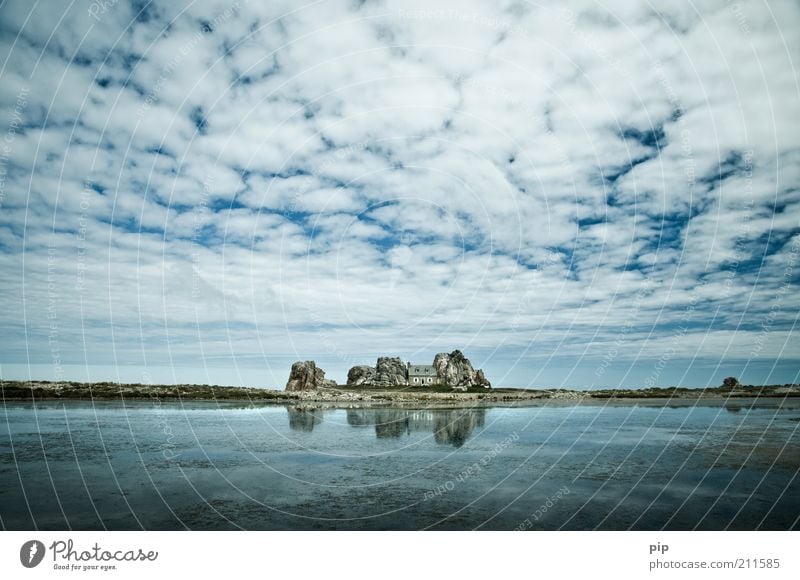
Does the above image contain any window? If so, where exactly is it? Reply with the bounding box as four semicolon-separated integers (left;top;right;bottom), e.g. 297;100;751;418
413;378;418;383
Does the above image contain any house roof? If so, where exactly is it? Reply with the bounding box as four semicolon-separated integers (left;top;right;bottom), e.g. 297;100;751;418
408;364;437;376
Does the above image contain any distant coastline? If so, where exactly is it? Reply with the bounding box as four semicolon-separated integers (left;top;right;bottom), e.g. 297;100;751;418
2;380;799;406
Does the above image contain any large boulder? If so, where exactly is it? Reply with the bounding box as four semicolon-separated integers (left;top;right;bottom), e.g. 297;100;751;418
433;350;491;388
374;356;408;386
285;360;334;391
475;369;492;388
347;365;376;387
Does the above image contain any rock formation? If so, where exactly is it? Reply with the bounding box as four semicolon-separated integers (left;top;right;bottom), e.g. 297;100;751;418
474;369;492;388
433;350;491;388
348;357;415;387
285;360;336;391
374;357;408;386
347;365;376;387
344;350;491;389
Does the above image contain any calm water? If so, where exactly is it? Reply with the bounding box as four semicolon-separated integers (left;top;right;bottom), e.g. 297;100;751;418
1;399;798;530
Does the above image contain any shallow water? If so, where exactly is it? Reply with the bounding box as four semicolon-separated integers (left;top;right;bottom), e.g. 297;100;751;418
1;399;798;530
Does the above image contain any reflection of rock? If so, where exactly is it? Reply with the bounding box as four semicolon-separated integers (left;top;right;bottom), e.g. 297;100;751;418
344;408;486;446
286;406;323;432
374;410;410;438
347;365;376;387
433;409;485;447
346;409;375;427
285;361;335;391
375;357;408;387
433;350;491;388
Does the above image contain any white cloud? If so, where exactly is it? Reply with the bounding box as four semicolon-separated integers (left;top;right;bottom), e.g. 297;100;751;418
0;0;798;387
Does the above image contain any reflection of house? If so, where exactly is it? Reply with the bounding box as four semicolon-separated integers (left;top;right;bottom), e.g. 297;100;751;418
407;363;438;386
346;408;486;447
287;407;487;447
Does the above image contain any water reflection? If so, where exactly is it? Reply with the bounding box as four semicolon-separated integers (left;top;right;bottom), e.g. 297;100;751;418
286;406;323;432
285;407;485;447
348;408;486;447
432;410;485;447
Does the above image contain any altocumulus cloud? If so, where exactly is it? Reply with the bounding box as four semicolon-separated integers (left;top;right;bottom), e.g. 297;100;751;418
0;0;798;388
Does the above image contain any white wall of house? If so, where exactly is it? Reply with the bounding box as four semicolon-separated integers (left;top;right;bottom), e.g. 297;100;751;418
409;375;436;385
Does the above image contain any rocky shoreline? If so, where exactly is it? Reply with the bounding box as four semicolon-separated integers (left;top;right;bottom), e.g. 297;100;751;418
2;380;799;406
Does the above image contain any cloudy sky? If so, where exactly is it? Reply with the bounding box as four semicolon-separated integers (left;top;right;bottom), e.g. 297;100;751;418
0;0;798;388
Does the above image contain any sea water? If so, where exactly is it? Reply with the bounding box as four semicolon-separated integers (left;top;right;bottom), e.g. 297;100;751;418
1;399;798;530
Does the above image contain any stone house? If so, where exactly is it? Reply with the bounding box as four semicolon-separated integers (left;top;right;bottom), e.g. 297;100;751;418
407;363;438;386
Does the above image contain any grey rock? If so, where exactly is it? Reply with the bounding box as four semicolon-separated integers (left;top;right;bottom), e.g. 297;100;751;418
433;350;491;388
343;350;491;389
285;360;332;391
475;369;492;388
347;365;376;387
374;356;408;387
